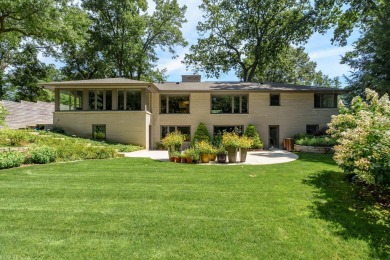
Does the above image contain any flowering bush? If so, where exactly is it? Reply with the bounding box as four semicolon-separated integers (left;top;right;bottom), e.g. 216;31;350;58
327;89;390;186
161;131;185;150
239;136;253;149
222;132;240;148
195;140;214;154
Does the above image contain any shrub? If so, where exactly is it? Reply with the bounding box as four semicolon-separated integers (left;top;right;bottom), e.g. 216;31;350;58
328;89;390;186
31;146;56;164
244;124;263;148
0;102;8;127
192;122;211;145
0;152;24;169
295;135;336;147
239;136;253;149
222;132;240;148
195;140;214;154
0;129;29;146
161;131;185;152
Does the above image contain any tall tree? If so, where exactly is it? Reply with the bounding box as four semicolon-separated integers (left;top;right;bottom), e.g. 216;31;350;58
314;0;381;46
184;0;315;82
79;0;187;81
7;44;56;102
341;2;390;101
243;46;341;87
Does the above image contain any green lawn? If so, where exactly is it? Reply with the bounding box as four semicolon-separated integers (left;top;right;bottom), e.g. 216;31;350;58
0;154;388;259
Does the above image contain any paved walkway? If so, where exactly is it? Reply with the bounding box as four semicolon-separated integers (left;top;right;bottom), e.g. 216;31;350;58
121;149;298;165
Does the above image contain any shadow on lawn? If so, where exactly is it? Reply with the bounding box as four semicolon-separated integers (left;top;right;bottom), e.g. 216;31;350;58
303;170;390;258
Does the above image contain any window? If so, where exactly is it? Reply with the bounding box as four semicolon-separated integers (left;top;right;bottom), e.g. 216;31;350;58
59;89;83;111
306;125;319;135
314;94;337;108
88;90;112;110
270;94;280;106
213;125;243;136
118;89;142;111
160;95;190;114
161;126;191;141
211;95;248;114
92;125;106;140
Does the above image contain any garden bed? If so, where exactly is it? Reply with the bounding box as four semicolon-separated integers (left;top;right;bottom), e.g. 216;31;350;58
294;144;334;154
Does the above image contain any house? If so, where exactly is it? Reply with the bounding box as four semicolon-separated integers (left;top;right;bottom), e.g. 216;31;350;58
41;76;343;149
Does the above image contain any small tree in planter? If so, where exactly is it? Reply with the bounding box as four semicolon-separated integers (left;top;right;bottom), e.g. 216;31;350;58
195;140;213;163
222;132;240;163
216;146;227;163
192;122;211;146
161;131;185;159
239;136;253;162
244;124;263;149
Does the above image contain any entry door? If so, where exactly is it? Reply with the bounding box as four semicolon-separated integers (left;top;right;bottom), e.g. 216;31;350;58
269;125;279;148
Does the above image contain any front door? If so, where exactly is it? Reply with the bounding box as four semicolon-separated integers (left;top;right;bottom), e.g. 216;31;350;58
269;125;279;148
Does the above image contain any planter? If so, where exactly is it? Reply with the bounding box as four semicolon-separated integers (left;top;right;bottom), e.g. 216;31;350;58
226;147;238;163
187;158;193;164
217;153;227;163
181;158;187;163
169;157;174;162
174;157;181;163
240;148;248;162
201;153;210;163
209;154;216;161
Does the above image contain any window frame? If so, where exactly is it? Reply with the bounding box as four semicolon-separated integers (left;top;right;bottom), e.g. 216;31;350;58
213;125;244;136
306;124;319;135
160;125;191;141
270;93;280;106
314;93;338;108
92;124;106;140
160;94;190;114
210;94;249;114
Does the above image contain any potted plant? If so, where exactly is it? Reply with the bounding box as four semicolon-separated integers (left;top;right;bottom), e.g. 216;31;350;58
180;153;187;163
209;147;217;161
239;136;253;162
195;141;213;163
171;151;181;163
222;132;240;163
161;131;185;159
244;124;263;150
216;146;227;163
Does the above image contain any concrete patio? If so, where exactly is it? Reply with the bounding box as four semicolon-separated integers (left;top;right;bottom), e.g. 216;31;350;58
121;149;298;165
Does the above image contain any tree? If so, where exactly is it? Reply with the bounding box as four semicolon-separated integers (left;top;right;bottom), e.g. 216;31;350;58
192;122;211;145
184;0;315;82
79;0;187;81
328;89;390;187
341;2;390;102
314;0;381;46
7;44;56;102
244;124;263;149
243;46;341;87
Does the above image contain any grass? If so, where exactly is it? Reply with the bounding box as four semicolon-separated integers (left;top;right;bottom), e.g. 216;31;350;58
0;153;388;259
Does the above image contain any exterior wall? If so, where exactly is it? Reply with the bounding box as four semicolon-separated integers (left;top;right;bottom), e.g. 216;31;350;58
151;92;338;149
53;111;150;148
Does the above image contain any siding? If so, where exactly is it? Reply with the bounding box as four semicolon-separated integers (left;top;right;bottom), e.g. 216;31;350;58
54;111;149;148
151;92;338;149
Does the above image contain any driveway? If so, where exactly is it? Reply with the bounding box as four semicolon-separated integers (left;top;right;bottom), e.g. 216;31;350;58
121;149;298;165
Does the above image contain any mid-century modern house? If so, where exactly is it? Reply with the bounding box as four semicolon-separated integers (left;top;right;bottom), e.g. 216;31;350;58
41;75;343;150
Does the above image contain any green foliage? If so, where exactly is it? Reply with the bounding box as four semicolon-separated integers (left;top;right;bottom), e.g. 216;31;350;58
183;147;200;160
0;102;8;126
222;132;240;148
161;131;185;151
30;146;56;164
239;136;253;149
244;124;263;149
328;89;390;187
192;122;210;145
294;135;336;147
0;129;29;146
341;2;390;103
184;0;315;82
194;140;214;154
0;151;24;169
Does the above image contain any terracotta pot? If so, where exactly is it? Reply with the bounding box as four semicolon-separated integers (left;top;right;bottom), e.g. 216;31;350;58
217;153;227;163
181;157;187;163
240;148;248;162
174;157;181;163
227;147;238;163
169;157;174;162
201;153;210;163
187;158;193;164
209;154;216;161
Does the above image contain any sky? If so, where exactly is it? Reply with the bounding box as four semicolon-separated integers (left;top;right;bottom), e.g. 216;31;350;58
42;0;358;85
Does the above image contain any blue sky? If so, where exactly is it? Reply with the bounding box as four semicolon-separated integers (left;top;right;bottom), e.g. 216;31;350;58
41;0;358;85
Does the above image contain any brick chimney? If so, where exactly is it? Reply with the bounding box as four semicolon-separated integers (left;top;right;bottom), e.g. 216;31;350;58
181;75;201;82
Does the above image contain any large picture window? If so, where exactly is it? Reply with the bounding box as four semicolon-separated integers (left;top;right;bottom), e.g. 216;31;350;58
161;126;191;141
59;89;83;111
160;95;190;114
213;125;243;136
211;95;248;114
118;89;142;111
314;94;337;108
88;90;112;111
